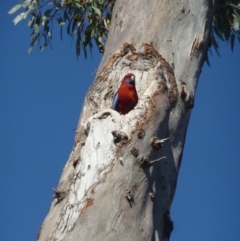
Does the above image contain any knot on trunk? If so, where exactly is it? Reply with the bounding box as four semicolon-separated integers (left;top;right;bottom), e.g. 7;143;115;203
52;187;67;205
151;137;170;150
111;130;129;144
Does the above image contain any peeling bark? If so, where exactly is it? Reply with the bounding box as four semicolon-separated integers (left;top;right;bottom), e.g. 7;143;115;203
38;1;214;241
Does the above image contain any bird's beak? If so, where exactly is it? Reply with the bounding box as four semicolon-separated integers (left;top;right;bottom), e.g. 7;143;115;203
129;75;135;84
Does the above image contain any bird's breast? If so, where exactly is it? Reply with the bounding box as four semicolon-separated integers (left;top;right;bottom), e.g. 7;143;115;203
118;85;138;103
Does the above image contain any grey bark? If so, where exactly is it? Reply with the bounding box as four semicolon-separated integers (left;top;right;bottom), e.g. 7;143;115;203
37;0;214;241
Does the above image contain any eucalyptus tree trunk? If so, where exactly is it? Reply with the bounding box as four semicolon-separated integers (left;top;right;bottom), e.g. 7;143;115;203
38;1;214;240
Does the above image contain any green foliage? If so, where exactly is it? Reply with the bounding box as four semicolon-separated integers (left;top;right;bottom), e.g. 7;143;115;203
207;0;240;64
8;0;115;57
9;0;240;59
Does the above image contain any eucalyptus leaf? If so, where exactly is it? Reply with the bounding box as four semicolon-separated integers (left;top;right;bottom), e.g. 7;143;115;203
213;26;224;40
40;46;45;51
9;0;115;57
84;46;87;58
28;17;34;27
8;4;22;15
28;45;33;54
75;1;82;8
230;3;240;10
34;23;39;33
232;14;239;30
92;6;101;16
58;18;65;25
22;0;33;8
72;20;77;34
67;18;73;35
76;37;81;58
231;34;235;51
13;12;28;25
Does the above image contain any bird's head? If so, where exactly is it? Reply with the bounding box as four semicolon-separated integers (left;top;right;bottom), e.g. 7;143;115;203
123;73;136;86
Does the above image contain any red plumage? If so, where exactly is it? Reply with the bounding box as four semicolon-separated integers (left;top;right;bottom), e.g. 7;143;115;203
112;73;138;115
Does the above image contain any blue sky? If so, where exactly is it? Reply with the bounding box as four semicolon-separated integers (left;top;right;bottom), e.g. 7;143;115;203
1;2;240;241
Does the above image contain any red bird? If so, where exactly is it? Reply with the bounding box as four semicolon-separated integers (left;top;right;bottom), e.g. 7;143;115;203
111;73;138;114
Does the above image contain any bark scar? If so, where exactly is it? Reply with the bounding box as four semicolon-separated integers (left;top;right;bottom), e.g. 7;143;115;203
190;36;203;57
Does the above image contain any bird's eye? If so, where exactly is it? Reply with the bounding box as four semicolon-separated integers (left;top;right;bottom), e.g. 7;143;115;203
130;75;135;81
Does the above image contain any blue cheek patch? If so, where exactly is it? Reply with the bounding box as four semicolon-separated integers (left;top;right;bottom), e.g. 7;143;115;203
125;78;135;86
125;78;131;84
111;93;119;110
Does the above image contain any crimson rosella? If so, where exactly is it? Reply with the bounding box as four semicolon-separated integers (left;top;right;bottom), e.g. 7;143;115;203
111;73;138;114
